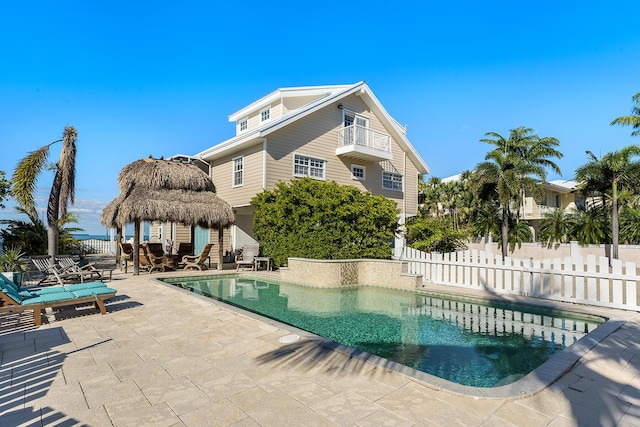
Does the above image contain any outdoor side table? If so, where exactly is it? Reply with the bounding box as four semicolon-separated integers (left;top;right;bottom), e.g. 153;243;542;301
254;257;271;271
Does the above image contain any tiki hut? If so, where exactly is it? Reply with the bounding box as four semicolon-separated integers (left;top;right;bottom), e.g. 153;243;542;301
101;157;235;275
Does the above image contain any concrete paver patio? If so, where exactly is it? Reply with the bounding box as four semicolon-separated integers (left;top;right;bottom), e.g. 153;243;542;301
1;268;640;426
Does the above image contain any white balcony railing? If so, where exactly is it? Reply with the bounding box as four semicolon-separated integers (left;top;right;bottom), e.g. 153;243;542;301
524;204;561;219
337;125;392;154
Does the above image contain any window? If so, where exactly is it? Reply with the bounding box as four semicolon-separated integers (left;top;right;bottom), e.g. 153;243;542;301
239;118;248;132
382;171;402;191
351;165;365;180
260;107;271;123
294;154;325;179
233;156;243;187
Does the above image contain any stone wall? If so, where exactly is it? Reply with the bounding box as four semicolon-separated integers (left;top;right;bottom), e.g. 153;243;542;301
280;258;422;290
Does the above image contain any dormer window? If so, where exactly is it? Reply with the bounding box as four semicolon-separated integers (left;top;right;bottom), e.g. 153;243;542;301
239;118;248;132
260;106;271;123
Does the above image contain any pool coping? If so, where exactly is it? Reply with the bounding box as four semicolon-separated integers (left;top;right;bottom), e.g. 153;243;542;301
150;272;628;400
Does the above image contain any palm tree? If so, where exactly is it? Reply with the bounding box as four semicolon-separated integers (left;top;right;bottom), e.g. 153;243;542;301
575;145;640;259
10;126;78;256
472;202;500;241
507;219;533;252
476;127;562;258
571;207;608;245
620;206;640;244
0;170;10;209
483;127;562;220
611;92;640;137
0;206;48;255
539;208;575;248
475;151;519;258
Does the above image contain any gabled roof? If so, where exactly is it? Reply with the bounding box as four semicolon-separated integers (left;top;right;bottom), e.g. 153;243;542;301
545;180;579;193
227;84;353;122
196;82;430;174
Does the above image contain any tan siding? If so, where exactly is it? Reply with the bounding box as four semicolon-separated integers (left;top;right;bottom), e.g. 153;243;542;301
215;92;424;218
206;228;232;262
272;102;283;120
282;95;324;114
175;224;191;244
211;142;264;207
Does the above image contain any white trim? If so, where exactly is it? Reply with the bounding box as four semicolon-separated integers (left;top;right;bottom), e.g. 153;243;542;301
382;171;403;191
232;155;244;187
228;84;353;122
261;138;267;190
351;164;366;180
198;82;429;174
293;153;326;180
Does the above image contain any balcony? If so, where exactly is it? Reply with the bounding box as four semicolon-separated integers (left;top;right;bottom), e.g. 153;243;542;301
523;204;560;220
336;125;393;162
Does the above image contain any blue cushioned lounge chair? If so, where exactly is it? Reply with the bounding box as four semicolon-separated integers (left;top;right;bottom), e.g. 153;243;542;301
0;273;116;326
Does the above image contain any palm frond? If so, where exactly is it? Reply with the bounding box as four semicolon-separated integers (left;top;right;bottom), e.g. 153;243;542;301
11;145;51;215
57;126;77;218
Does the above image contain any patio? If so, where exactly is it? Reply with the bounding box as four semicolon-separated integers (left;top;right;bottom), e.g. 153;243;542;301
1;263;640;426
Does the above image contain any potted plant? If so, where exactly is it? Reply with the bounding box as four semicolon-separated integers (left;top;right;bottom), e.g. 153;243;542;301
0;246;28;286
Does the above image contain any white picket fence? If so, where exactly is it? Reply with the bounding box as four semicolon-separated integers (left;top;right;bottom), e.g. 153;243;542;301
76;239;115;254
403;247;640;311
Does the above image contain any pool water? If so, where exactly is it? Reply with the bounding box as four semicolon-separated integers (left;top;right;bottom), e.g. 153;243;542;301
161;275;604;388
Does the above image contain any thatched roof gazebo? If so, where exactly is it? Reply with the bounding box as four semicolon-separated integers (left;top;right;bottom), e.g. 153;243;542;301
101;157;235;275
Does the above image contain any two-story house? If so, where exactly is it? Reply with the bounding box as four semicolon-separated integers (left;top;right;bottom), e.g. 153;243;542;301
156;82;429;260
523;179;585;239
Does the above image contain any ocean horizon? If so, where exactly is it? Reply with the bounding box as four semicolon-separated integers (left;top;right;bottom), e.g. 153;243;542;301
73;234;150;241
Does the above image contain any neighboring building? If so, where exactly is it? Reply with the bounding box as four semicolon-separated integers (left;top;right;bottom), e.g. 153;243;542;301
523;180;584;239
162;82;429;258
438;175;585;241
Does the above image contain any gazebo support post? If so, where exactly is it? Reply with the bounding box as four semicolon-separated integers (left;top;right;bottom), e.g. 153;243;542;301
217;228;224;270
134;222;140;275
115;227;123;267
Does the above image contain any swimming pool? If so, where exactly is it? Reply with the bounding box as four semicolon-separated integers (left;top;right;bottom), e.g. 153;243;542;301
161;274;605;388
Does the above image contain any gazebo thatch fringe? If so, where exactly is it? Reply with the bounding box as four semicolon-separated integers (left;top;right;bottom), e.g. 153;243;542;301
101;188;234;229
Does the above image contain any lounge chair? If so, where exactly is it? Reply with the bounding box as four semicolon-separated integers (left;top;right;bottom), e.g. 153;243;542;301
146;243;165;258
119;242;134;273
56;256;103;281
137;245;174;273
30;256;98;285
0;272;107;298
182;243;213;271
0;273;117;326
236;244;260;271
175;243;193;268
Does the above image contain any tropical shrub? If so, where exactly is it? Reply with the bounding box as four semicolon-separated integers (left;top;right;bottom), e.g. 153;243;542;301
251;178;400;267
406;216;469;253
539;208;576;248
0;246;27;273
571;207;609;245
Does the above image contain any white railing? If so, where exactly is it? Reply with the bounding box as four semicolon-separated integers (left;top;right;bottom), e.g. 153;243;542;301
76;239;115;254
337;125;391;153
403;247;640;311
523;204;558;219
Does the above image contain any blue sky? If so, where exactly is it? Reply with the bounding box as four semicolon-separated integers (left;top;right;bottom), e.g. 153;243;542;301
1;1;639;235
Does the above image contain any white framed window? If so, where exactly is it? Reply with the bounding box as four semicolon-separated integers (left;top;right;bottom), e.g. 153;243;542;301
232;156;244;187
260;106;271;123
294;154;326;179
382;171;402;191
239;118;248;132
351;164;366;180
